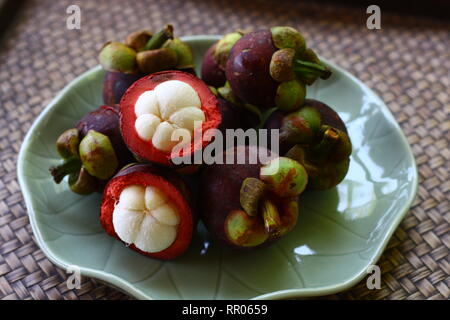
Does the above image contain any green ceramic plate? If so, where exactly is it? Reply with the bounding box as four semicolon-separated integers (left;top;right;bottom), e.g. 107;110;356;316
17;35;418;300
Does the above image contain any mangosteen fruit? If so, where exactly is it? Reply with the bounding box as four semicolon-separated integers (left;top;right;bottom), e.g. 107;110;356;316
100;163;196;260
200;145;308;249
226;27;331;110
49;105;134;195
120;70;221;167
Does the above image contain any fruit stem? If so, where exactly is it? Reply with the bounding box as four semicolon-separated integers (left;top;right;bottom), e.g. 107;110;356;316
312;127;339;161
49;157;82;184
143;25;174;51
293;59;332;80
261;199;282;236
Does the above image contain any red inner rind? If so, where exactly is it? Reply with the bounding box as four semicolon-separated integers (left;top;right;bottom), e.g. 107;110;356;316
120;71;221;166
100;167;193;260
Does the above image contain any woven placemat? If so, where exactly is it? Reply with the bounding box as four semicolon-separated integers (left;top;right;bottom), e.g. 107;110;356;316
0;0;448;300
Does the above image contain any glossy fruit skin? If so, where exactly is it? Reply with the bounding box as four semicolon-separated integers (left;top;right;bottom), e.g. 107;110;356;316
102;71;146;106
100;163;195;260
76;105;134;167
201;43;226;88
225;30;279;108
120;70;221;167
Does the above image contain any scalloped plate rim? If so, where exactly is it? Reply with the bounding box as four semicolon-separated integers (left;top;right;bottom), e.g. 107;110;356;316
17;35;418;300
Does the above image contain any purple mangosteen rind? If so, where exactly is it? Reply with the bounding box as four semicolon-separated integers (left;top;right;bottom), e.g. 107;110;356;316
201;43;227;88
103;71;146;106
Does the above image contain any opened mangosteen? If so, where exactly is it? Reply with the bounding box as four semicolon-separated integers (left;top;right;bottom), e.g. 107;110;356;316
100;163;196;260
200;145;308;249
226;26;331;110
49;105;134;195
120;70;221;167
100;25;195;105
265;99;352;190
201;31;243;88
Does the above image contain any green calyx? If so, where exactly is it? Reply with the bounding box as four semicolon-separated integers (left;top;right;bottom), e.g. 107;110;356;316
213;31;243;69
135;25;177;73
143;24;174;51
98;42;137;73
136;47;178;74
56;128;80;159
229;160;306;247
99;25;177;74
225;210;269;247
240;177;267;216
49;129;119;195
163;38;194;68
299;48;321;64
312;125;352;161
270;48;296;82
270;46;331;86
295;47;331;84
269;48;331;96
271;26;306;53
275;79;306;111
125;29;153;52
293;58;332;84
68;167;97;195
79;130;119;180
269;26;331;100
279;105;322;145
284;125;352;190
134;26;196;73
228;186;301;246
261;199;282;236
259;157;308;197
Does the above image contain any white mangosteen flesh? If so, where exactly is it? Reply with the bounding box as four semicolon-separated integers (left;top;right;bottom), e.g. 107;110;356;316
134;80;205;152
112;184;181;253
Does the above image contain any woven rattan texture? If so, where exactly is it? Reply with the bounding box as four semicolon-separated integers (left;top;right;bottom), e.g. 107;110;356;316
0;0;448;300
